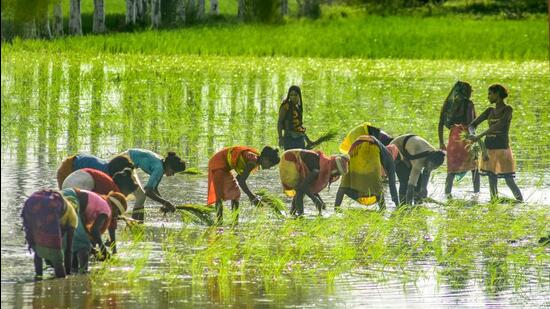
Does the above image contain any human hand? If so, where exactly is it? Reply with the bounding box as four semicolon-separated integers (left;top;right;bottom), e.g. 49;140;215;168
468;135;479;143
439;143;446;151
250;195;261;206
160;201;176;213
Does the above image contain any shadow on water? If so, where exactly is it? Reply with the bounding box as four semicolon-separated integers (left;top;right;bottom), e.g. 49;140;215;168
1;53;550;307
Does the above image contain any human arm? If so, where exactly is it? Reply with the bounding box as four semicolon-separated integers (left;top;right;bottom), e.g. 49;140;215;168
236;161;260;204
108;227;117;255
377;140;399;205
90;214;109;261
144;168;174;211
277;103;288;148
471;106;512;142
64;227;74;275
468;107;491;132
438;104;446;150
405;162;423;204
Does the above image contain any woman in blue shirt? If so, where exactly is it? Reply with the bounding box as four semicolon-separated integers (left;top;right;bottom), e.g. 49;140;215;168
113;149;186;222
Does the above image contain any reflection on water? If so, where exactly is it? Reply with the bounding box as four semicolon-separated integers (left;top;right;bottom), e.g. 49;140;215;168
1;54;549;307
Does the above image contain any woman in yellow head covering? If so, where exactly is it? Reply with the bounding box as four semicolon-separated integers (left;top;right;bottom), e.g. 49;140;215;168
335;135;399;210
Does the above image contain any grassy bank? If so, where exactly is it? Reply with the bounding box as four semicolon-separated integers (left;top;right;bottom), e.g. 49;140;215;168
4;15;547;60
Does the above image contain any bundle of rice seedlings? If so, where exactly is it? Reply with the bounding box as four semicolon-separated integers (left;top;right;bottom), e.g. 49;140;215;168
256;189;287;218
180;167;202;175
176;204;215;226
118;215;142;229
460;131;488;161
306;130;338;150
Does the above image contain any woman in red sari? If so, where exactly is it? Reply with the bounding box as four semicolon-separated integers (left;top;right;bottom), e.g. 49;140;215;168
438;81;480;197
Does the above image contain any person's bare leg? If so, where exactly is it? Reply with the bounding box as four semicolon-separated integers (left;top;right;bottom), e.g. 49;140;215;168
215;200;223;225
488;175;498;201
504;177;523;202
472;170;480;193
445;173;454;197
231;200;239;223
77;249;90;274
33;253;43;280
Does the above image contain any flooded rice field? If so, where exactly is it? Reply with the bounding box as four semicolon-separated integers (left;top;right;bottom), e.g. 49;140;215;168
1;52;549;307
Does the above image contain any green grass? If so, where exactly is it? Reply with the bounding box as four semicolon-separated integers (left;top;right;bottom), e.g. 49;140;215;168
89;202;549;302
4;15;547;60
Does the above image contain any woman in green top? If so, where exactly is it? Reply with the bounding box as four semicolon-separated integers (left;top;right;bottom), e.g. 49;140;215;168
468;84;523;202
278;86;313;150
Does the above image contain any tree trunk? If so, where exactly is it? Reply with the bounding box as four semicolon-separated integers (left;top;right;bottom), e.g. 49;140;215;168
151;0;161;28
176;0;186;24
22;20;37;39
38;7;52;39
136;0;148;23
238;0;245;20
69;0;82;35
53;1;63;36
126;0;136;25
197;0;205;19
281;0;288;16
210;0;219;15
93;0;106;33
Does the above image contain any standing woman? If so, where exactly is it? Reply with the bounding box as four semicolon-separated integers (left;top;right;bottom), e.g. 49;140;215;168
113;150;186;222
468;84;523;202
278;85;313;150
207;146;280;223
279;149;349;216
61;189;127;273
62;168;138;196
21;190;78;279
438;81;480;197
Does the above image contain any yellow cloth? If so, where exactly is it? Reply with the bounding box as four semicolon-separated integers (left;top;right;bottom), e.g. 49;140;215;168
339;122;372;154
279;151;303;197
60;197;78;229
340;138;382;204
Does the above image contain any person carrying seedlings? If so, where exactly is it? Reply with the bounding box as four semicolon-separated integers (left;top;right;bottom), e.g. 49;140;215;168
339;122;394;153
467;84;523;202
390;134;446;205
335;135;399;210
111;149;186;222
278;85;313;150
57;153;134;188
21;190;78;280
61;188;127;273
279;149;349;216
62;168;138;197
438;81;480;197
207;146;280;223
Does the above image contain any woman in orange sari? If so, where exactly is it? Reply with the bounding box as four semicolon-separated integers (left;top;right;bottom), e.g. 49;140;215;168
438;81;480;197
207;146;280;223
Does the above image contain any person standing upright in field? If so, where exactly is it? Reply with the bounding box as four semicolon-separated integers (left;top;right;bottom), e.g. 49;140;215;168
468;84;523;202
438;81;480;197
278;85;313;150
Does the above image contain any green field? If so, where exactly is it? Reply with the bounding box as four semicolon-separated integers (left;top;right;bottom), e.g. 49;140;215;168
5;15;547;60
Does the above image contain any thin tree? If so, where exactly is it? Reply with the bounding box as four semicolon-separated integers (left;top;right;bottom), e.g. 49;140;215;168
197;0;205;19
238;0;245;19
69;0;82;35
52;0;63;36
281;0;288;15
126;0;136;25
151;0;161;27
211;0;219;15
93;0;106;33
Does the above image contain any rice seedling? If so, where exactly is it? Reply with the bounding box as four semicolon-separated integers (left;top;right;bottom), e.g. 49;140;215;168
176;204;216;226
255;189;287;218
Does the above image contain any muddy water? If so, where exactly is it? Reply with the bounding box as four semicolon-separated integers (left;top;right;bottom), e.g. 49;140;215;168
1;55;549;307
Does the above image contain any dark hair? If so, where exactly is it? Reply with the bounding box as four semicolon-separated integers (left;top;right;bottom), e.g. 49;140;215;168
108;156;134;176
260;146;280;165
488;84;508;99
165;151;186;173
112;168;138;195
285;85;303;107
427;150;445;168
